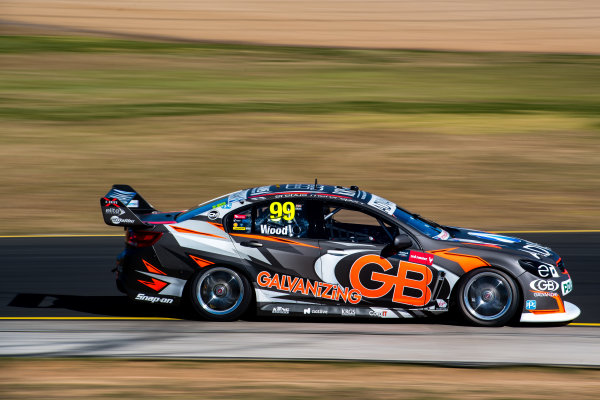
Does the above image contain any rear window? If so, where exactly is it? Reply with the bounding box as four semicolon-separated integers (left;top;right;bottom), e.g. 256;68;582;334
176;196;228;222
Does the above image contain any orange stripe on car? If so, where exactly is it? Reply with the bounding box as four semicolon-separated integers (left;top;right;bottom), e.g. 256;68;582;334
528;291;566;314
427;248;490;272
231;233;319;249
189;255;214;268
171;225;225;239
142;259;166;275
138;278;168;292
207;222;225;231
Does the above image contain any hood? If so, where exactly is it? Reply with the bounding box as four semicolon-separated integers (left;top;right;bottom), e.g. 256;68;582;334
444;227;558;262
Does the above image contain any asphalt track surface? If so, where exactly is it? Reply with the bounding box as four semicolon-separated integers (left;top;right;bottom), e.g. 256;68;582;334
1;233;599;365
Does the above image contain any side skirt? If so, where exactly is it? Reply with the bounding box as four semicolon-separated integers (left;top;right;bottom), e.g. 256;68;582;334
258;303;448;319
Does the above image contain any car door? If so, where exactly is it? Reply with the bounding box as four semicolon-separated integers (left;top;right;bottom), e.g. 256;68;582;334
227;199;324;293
317;202;435;309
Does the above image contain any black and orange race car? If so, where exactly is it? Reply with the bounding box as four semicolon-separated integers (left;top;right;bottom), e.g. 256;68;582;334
101;183;580;326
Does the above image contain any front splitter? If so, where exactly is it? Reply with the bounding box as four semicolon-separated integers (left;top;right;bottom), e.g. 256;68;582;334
520;301;581;323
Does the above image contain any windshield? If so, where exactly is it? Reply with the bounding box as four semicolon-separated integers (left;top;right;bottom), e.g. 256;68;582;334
392;207;447;239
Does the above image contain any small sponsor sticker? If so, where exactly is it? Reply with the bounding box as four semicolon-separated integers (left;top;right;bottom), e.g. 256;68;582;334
207;210;219;220
127;199;139;208
369;310;388;318
396;250;409;258
367;195;395;214
435;230;450;240
303;307;327;315
525;300;537;310
341;308;356;317
272;306;290;314
234;214;247;219
103;198;120;207
531;291;559;297
562;279;573;295
110;216;135;225
409;250;434;266
104;207;125;216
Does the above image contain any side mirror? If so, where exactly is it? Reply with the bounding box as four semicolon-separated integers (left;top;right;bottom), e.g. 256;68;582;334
381;234;413;258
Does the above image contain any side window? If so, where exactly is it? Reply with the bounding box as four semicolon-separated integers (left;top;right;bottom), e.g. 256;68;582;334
323;205;397;244
256;200;310;238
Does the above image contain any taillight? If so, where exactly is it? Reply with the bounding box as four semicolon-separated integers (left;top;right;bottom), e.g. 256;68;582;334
126;230;163;247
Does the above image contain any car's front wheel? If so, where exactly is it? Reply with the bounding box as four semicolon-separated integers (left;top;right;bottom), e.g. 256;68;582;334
189;266;252;321
455;268;520;327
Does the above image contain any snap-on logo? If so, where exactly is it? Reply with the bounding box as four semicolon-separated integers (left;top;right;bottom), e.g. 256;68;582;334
135;293;173;304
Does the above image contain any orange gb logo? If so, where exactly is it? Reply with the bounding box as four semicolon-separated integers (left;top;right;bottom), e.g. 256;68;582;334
349;255;432;306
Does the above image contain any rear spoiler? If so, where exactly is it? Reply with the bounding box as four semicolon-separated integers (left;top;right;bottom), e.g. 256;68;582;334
100;184;155;227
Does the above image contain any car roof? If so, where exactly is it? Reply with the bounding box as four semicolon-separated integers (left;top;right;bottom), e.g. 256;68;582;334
176;184;398;222
240;184;397;215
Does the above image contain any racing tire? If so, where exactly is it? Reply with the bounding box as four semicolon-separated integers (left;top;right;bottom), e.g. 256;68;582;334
189;266;252;321
455;268;521;327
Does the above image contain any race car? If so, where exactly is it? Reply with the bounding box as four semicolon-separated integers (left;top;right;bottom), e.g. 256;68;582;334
100;183;580;326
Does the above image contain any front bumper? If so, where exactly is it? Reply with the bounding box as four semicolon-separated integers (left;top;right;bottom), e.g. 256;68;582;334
520;301;581;323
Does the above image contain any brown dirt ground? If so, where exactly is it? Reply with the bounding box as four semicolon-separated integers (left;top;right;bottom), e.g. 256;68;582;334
1;359;600;399
2;0;600;53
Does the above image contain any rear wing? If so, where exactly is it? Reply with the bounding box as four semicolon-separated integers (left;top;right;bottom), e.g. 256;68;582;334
100;185;155;227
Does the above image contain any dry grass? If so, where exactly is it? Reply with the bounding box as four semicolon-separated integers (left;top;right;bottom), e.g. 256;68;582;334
3;113;600;234
1;359;599;399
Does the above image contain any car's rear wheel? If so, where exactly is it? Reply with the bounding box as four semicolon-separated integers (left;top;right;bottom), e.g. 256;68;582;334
456;268;520;327
189;266;251;321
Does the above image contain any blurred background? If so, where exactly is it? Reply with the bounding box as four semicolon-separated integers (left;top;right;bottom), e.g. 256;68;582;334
1;0;599;235
2;3;600;398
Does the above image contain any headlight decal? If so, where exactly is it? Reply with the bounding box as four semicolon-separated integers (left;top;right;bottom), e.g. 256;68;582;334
519;259;559;278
